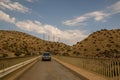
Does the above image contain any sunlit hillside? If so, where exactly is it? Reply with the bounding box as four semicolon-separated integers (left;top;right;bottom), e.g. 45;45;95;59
72;29;120;58
0;30;70;57
0;29;120;58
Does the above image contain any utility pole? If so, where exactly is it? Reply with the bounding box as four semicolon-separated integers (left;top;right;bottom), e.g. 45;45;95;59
43;33;45;40
58;37;60;42
48;35;50;41
53;35;55;42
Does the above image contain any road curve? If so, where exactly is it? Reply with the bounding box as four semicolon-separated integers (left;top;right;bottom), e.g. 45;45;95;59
17;60;82;80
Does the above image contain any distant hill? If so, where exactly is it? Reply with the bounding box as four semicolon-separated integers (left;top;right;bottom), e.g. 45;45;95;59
0;29;120;58
0;30;70;57
72;29;120;58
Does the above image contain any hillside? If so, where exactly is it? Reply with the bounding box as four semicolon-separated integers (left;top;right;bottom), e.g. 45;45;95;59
0;29;120;58
0;30;70;57
72;29;120;58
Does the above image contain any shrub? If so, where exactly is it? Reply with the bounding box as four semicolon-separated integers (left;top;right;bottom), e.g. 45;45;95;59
96;48;100;51
2;53;8;57
84;49;87;51
14;51;21;57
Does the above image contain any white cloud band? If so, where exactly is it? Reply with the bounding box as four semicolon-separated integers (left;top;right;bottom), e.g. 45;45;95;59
63;1;120;26
16;20;88;45
0;0;29;13
0;10;15;23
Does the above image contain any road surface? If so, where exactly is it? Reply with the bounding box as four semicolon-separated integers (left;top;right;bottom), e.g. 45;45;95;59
17;60;82;80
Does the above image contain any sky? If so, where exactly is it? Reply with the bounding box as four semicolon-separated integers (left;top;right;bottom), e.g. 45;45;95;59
0;0;120;45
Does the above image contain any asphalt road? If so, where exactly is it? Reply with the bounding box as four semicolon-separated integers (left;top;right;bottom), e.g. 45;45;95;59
17;60;82;80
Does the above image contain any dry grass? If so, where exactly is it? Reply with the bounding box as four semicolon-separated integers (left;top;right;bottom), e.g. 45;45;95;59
0;29;120;58
72;29;120;58
0;30;70;57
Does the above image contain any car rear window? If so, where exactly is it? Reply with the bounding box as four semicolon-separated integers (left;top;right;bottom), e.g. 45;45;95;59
43;53;50;56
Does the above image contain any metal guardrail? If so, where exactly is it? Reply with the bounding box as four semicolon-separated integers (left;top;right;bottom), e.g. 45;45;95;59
78;58;120;80
55;56;120;80
0;56;40;78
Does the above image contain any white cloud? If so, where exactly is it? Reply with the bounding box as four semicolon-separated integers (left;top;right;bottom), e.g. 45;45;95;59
62;16;87;26
16;20;88;45
0;0;29;13
0;10;15;23
61;30;88;45
26;0;39;3
63;11;109;26
26;0;33;3
16;20;46;33
86;11;109;21
63;1;120;26
107;1;120;14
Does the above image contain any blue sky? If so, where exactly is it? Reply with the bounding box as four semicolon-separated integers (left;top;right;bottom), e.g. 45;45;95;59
0;0;120;45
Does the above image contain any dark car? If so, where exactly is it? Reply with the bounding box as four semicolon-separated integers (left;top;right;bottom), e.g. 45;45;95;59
42;52;51;61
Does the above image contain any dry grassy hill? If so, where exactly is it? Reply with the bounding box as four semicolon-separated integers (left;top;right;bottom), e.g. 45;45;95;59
0;30;70;57
72;29;120;58
0;29;120;58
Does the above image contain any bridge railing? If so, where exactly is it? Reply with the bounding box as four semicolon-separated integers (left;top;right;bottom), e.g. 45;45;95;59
0;56;37;70
54;55;120;80
0;56;40;78
75;57;120;80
